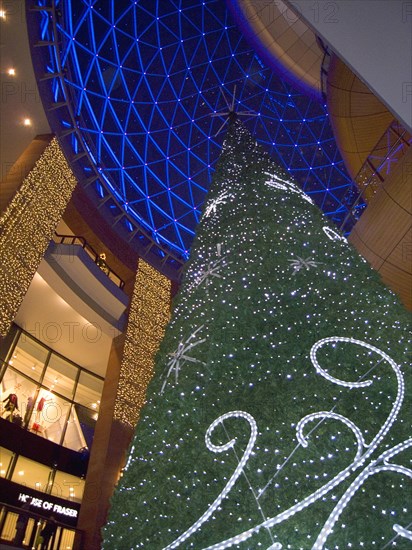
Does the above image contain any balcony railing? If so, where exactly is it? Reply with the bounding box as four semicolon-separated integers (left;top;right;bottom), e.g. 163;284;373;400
53;233;125;289
339;121;411;232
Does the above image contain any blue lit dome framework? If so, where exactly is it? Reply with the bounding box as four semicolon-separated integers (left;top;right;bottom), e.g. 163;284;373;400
28;0;360;281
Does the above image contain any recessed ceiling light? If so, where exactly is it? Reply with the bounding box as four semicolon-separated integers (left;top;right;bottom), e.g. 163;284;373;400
7;68;16;76
23;118;32;126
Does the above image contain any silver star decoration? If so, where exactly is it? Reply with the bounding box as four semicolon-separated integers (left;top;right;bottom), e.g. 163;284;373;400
203;190;232;218
288;256;322;276
160;325;206;394
211;85;259;136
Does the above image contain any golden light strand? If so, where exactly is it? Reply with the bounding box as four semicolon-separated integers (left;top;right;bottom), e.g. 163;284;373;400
114;259;171;428
0;137;77;336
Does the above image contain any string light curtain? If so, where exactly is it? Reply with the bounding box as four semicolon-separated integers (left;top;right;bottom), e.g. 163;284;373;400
104;119;411;549
0;138;77;336
113;259;171;429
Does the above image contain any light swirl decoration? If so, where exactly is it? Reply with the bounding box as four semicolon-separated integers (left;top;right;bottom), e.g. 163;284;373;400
264;171;314;205
322;226;347;242
166;411;257;549
313;438;412;549
296;411;367;462
171;337;408;550
393;523;412;541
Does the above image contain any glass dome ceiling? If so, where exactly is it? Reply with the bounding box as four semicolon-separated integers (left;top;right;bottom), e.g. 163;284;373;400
29;0;358;281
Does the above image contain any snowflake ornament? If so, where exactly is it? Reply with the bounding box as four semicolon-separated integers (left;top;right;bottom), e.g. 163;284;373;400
288;255;322;276
203;191;232;218
160;325;206;394
193;256;231;291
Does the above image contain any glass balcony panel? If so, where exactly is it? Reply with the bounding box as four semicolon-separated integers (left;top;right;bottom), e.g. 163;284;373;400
63;405;88;452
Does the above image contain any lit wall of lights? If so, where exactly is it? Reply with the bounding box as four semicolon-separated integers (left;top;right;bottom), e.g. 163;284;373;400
114;259;171;429
0;138;77;336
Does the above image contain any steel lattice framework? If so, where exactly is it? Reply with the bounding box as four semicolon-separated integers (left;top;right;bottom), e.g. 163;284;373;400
28;0;358;281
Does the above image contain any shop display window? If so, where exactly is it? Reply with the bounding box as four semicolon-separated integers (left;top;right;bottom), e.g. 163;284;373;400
31;389;71;444
11;455;52;493
52;470;85;503
1;326;104;454
0;446;14;477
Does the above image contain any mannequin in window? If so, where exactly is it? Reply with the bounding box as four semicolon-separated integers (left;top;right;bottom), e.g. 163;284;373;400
33;394;52;431
2;393;18;421
24;395;35;427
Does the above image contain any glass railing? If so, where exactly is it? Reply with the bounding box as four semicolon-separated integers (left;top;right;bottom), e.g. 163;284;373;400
339;121;411;232
53;233;125;289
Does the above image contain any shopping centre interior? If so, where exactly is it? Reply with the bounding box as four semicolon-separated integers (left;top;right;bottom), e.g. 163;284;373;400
0;1;410;549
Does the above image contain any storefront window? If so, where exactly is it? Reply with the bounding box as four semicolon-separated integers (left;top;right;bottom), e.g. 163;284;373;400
43;356;78;400
0;447;14;477
1;326;104;453
52;470;85;503
11;456;52;493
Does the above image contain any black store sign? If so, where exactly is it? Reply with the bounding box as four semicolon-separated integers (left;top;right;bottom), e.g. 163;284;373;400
0;478;80;527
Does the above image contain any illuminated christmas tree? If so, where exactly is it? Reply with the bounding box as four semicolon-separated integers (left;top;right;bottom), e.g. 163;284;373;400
104;118;411;549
